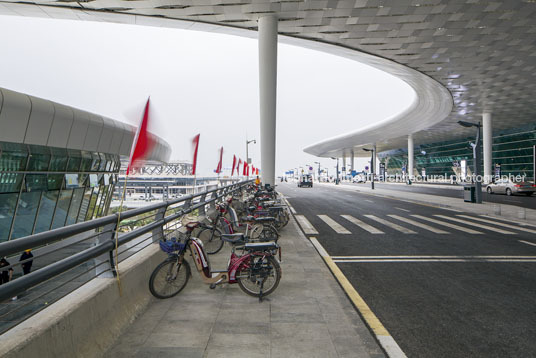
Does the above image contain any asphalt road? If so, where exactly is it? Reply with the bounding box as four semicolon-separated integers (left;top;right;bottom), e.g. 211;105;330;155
278;182;536;358
341;181;536;210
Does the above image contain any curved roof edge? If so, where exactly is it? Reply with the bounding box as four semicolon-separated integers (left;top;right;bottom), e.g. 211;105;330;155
0;87;171;163
300;42;453;158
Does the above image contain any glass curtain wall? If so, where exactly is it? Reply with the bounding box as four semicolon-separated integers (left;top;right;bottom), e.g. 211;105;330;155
0;141;120;242
380;124;536;180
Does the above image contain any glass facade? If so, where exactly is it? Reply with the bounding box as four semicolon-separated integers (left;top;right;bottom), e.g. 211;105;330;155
380;123;536;180
0;141;120;242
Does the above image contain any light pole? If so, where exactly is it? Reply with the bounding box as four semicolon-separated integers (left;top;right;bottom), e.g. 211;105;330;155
331;157;340;184
246;138;256;179
458;120;482;203
314;161;321;181
363;148;375;190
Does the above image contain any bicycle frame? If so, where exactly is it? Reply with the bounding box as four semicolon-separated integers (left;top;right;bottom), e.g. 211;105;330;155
187;237;258;285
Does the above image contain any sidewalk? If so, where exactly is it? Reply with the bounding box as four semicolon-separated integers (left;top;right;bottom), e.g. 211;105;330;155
105;218;385;358
320;182;536;223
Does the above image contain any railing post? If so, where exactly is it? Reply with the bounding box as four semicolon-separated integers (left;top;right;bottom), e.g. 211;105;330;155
152;205;167;243
199;193;207;215
95;222;118;278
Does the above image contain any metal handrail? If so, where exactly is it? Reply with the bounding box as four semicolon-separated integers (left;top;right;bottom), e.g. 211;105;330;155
0;179;253;303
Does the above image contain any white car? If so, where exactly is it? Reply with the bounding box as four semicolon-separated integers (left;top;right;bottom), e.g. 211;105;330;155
352;175;366;183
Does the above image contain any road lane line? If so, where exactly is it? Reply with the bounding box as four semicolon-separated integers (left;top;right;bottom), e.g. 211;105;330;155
341;215;384;234
411;215;482;234
388;215;449;234
395;207;410;212
364;199;374;203
331;255;536;259
456;215;536;234
479;215;536;228
317;215;351;234
434;215;515;235
294;215;318;235
309;237;407;358
364;215;417;234
333;258;536;263
519;240;536;247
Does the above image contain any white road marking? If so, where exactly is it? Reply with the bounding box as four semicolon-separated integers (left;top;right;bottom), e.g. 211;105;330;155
457;215;536;234
364;199;373;203
434;215;516;235
377;336;408;358
363;215;416;234
317;215;352;234
295;215;318;235
332;255;536;263
519;240;536;247
395;207;410;212
480;215;536;228
309;237;329;257
388;215;449;234
341;215;384;234
285;199;297;214
411;215;482;234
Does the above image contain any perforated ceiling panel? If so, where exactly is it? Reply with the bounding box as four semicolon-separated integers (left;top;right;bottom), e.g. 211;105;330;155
0;0;535;157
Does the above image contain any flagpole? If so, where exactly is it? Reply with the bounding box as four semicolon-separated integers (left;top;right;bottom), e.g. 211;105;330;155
113;173;128;296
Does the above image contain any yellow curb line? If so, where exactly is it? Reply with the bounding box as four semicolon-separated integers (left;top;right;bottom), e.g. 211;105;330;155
310;237;407;358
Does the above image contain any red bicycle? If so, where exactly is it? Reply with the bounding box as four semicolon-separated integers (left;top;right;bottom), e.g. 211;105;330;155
149;222;281;301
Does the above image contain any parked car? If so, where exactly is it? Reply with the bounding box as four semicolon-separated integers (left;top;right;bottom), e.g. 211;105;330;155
298;174;313;188
486;179;535;196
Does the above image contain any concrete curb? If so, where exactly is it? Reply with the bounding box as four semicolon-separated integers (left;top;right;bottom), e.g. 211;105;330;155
0;244;166;358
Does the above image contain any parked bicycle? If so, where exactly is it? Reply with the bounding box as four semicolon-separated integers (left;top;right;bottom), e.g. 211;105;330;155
149;222;281;301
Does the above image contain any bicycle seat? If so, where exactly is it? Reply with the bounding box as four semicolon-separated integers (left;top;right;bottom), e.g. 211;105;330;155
221;233;246;244
244;242;279;251
254;217;275;223
185;222;200;231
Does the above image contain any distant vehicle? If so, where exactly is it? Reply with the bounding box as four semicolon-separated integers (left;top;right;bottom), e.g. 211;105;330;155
298;174;313;188
352;175;366;183
486;179;535;196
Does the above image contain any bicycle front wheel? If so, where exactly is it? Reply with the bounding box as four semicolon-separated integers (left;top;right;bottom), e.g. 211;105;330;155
149;257;190;299
198;227;224;254
236;256;281;297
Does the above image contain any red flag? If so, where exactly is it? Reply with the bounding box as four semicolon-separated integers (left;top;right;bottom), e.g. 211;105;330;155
231;155;237;176
243;162;247;176
246;164;250;177
215;146;223;174
127;97;153;176
238;158;243;175
252;165;255;174
256;168;259;175
191;134;200;176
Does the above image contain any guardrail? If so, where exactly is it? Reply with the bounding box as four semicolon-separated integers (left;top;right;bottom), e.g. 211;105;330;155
0;179;253;332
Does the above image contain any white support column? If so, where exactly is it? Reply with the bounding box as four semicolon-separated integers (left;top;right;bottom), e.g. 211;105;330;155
258;15;278;187
408;134;414;179
342;156;346;179
483;113;492;183
350;150;355;171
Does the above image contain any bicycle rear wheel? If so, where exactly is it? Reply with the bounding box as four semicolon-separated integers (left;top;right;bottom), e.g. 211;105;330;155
236;256;281;297
198;227;224;254
149;257;190;299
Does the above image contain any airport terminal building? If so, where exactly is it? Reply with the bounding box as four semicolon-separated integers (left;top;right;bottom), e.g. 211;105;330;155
0;87;171;242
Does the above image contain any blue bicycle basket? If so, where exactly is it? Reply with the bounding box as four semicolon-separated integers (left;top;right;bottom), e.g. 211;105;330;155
159;237;186;253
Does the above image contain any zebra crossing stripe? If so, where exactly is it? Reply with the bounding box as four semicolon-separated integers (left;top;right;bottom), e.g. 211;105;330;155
457;215;536;234
364;215;416;234
295;215;318;235
388;215;449;234
341;215;384;234
317;215;351;234
411;215;482;234
434;215;516;235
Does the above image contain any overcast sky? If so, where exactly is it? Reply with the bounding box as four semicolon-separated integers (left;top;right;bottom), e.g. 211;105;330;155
0;15;415;176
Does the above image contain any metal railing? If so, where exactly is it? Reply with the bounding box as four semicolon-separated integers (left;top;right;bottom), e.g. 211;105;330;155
0;179;252;332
